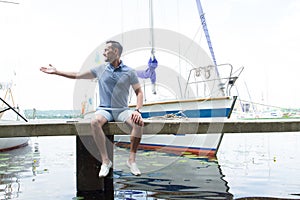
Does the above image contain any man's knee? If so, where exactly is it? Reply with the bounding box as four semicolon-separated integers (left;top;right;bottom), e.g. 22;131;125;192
91;117;106;127
131;123;143;136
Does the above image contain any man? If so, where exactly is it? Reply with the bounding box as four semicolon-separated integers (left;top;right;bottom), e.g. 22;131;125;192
40;40;144;177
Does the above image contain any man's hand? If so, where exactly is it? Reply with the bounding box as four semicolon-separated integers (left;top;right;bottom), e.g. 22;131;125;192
131;111;144;126
40;64;57;74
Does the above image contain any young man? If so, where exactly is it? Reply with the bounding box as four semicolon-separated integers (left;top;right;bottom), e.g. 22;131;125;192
40;40;144;177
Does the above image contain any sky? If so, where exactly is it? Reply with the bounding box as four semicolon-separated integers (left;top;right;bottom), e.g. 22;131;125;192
1;0;300;110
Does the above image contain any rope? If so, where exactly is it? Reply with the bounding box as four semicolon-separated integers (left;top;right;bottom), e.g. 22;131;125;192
238;99;300;111
148;111;188;120
148;114;187;120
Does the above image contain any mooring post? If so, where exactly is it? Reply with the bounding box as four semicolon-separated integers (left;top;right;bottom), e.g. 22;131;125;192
76;134;114;198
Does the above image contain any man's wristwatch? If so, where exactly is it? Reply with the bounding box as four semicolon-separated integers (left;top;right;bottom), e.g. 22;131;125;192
134;108;141;113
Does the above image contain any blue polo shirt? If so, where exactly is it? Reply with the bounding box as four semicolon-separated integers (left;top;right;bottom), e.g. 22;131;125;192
90;61;139;110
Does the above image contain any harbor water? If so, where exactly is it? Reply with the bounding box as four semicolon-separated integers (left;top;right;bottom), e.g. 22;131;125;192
0;132;300;199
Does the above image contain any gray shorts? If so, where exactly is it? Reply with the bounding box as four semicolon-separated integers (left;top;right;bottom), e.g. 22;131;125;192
95;108;133;122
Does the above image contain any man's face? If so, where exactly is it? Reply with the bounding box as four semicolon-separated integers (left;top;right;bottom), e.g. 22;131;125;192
103;43;118;63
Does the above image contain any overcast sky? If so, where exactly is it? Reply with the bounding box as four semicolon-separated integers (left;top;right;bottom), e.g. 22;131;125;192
1;0;300;110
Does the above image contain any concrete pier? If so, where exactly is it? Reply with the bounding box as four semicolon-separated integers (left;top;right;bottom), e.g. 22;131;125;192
76;135;114;195
1;119;300;194
1;119;300;138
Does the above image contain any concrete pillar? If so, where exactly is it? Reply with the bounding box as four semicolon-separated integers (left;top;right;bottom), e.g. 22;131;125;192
76;135;114;198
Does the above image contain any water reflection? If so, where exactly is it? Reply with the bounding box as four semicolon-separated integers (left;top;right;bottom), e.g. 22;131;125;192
1;138;232;199
112;149;232;200
1;134;299;199
0;141;40;199
76;148;232;200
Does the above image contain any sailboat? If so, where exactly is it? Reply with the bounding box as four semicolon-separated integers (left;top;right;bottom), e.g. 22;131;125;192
0;1;29;151
0;81;29;151
81;0;241;157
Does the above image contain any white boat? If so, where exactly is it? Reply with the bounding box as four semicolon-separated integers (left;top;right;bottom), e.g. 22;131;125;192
81;0;241;157
0;81;29;151
0;137;29;152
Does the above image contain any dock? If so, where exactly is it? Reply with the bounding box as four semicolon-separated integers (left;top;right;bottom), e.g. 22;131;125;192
1;119;300;196
1;119;300;138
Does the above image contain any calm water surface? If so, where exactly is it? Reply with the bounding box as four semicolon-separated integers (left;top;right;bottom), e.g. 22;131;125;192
0;132;300;199
218;132;300;199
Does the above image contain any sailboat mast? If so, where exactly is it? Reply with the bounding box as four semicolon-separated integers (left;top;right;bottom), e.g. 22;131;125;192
195;0;217;66
149;0;155;57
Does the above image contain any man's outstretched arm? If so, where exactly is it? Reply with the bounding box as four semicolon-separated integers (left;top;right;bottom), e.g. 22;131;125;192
40;64;95;79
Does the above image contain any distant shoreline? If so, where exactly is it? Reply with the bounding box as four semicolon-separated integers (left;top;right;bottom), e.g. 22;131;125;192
24;109;82;119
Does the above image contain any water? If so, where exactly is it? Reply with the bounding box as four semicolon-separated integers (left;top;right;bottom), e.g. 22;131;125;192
1;132;300;199
218;132;300;199
0;137;76;199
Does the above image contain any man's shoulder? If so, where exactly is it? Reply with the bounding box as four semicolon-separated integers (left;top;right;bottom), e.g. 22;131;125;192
92;63;108;71
90;63;108;77
98;63;109;69
121;64;135;72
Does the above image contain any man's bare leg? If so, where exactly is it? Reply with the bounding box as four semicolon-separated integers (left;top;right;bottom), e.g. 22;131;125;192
90;114;110;164
125;118;143;176
126;118;143;163
129;136;141;163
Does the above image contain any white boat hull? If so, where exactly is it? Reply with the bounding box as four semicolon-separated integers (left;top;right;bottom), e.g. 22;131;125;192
134;96;235;119
116;96;237;157
83;96;237;156
0;109;29;152
115;133;222;157
0;137;29;152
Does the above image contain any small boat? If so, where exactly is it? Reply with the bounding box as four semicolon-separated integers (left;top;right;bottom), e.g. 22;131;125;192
81;0;242;157
0;81;29;152
115;0;241;157
0;138;29;152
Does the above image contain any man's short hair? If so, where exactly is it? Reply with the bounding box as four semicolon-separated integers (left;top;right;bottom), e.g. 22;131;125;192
106;40;123;56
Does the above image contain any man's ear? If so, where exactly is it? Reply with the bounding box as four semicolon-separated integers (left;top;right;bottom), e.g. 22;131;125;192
113;48;119;55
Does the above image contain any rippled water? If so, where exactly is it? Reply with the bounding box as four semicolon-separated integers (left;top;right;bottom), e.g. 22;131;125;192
0;137;76;199
0;132;300;199
218;132;300;199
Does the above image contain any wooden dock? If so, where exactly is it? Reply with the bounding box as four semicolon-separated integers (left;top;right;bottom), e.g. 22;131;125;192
1;119;300;138
1;118;300;196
